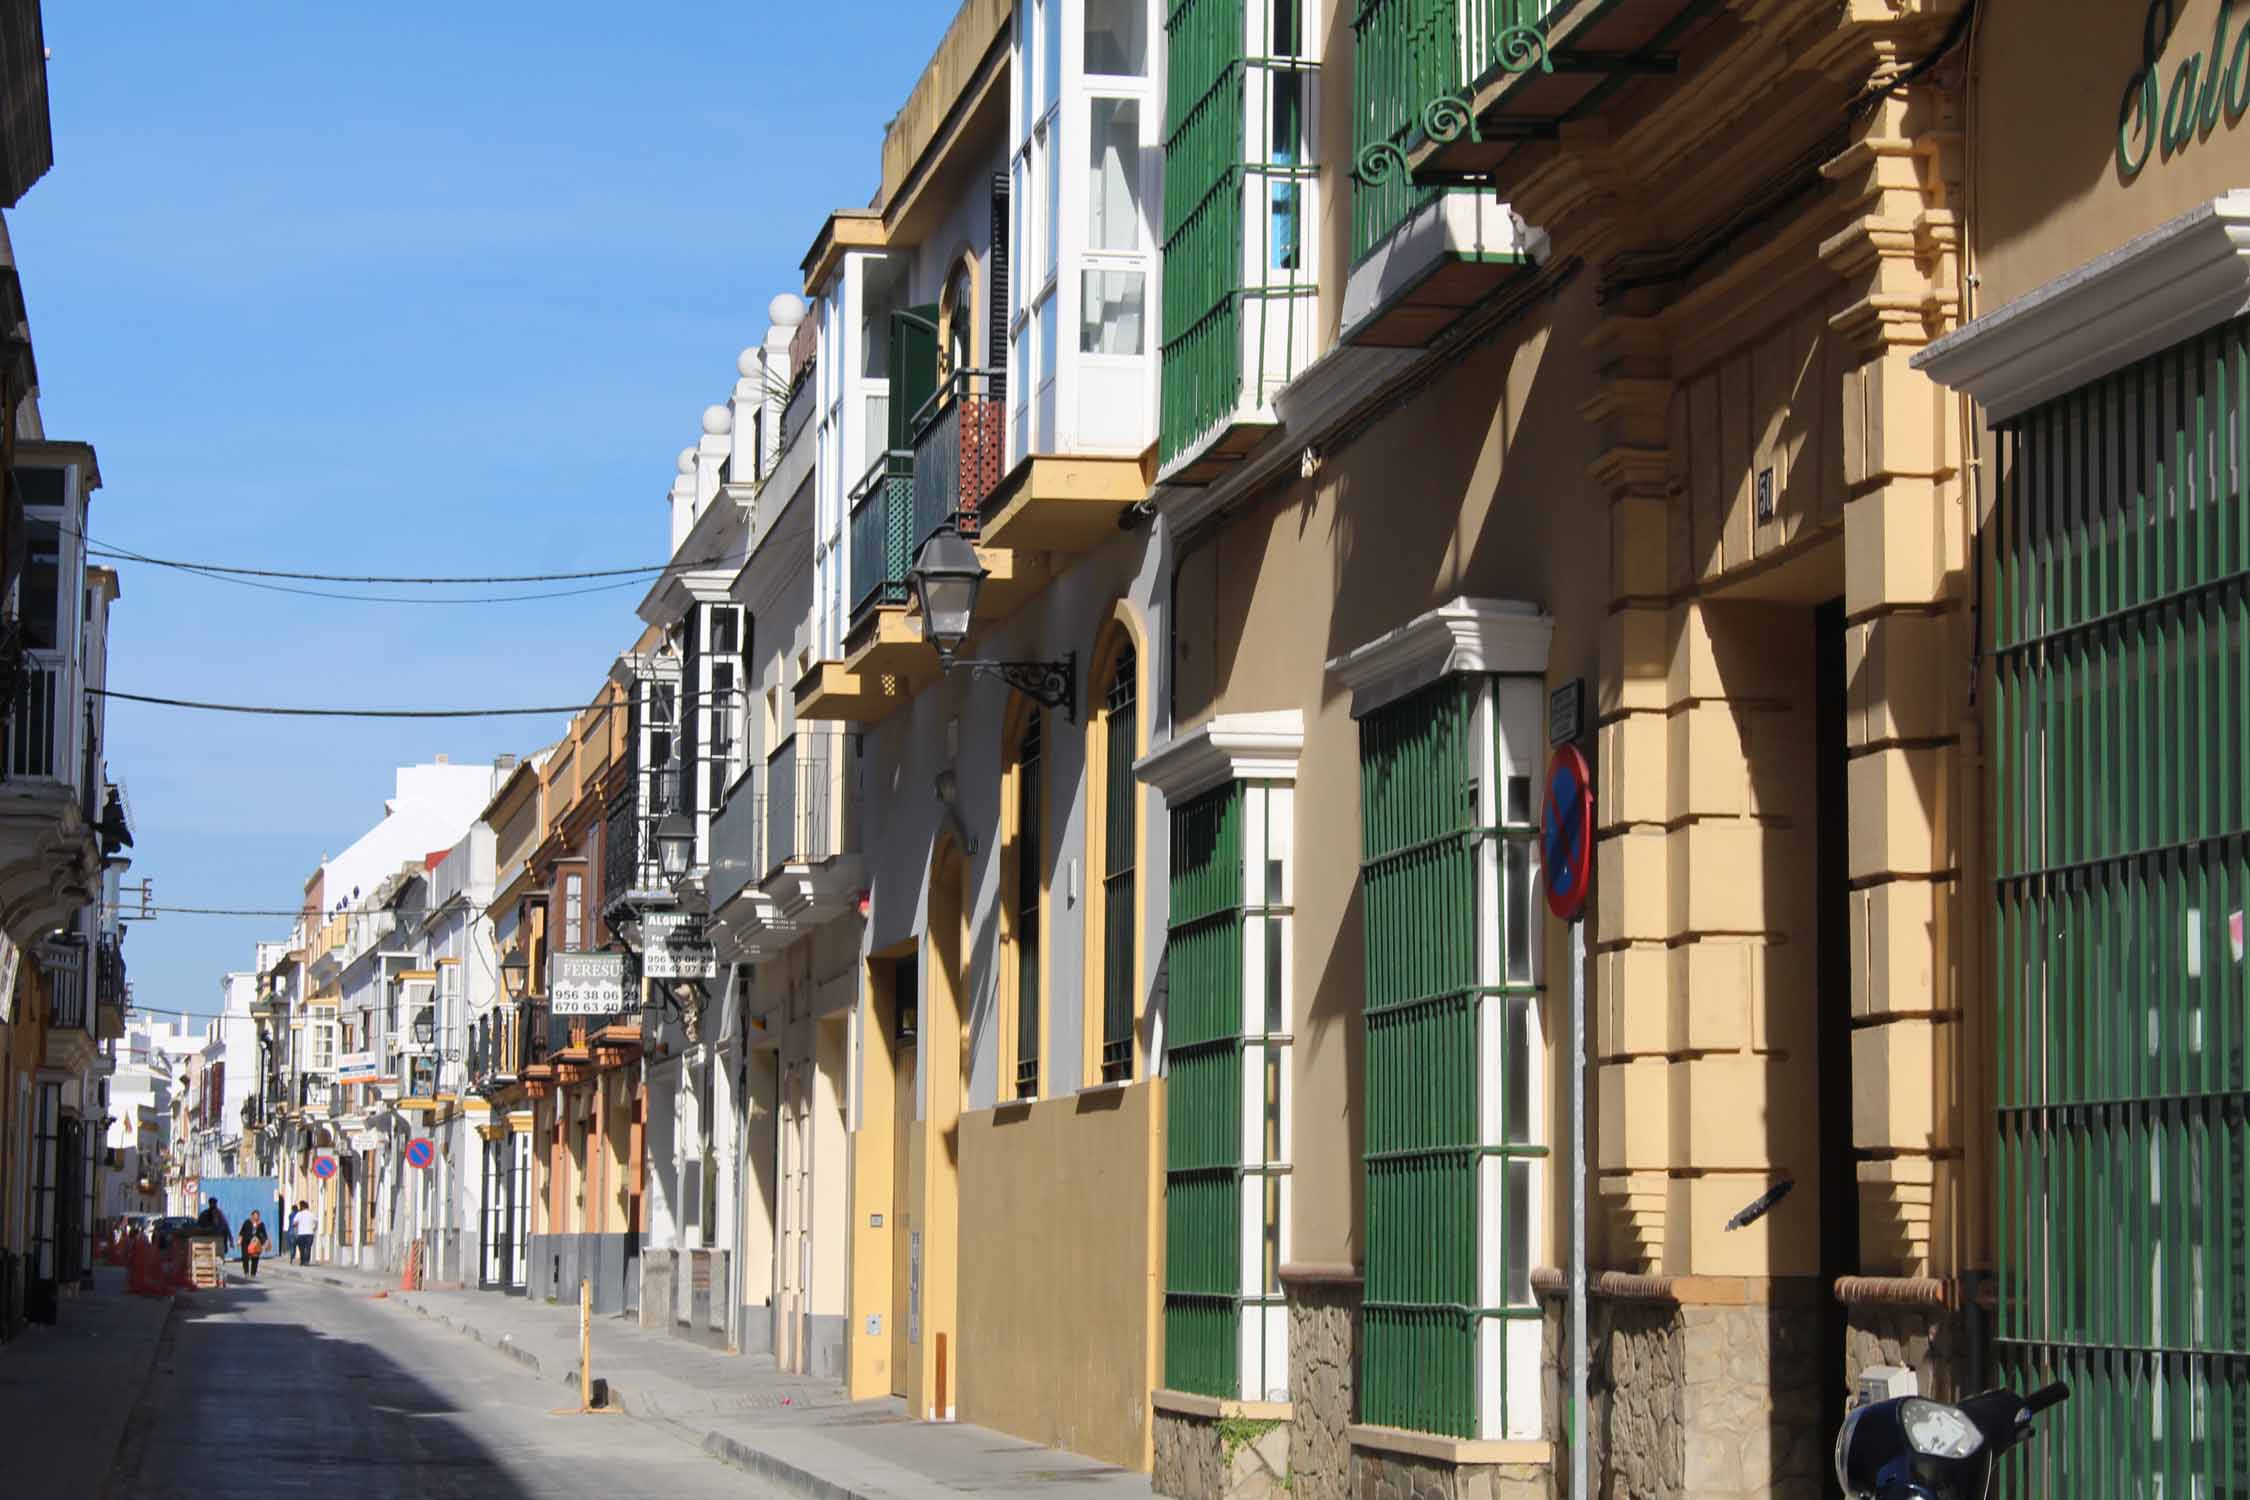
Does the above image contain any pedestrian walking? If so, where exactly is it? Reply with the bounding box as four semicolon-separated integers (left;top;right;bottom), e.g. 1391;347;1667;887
239;1211;270;1278
290;1200;317;1265
197;1195;232;1257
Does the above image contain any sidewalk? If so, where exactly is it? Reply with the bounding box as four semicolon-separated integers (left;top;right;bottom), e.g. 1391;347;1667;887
0;1266;172;1500
271;1259;1154;1499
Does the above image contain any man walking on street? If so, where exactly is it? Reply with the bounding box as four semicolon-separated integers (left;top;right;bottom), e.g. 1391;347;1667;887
290;1201;317;1265
197;1196;232;1258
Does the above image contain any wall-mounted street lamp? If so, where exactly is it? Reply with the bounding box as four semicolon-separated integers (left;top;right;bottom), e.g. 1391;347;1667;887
499;951;529;1002
908;529;1076;723
655;811;695;887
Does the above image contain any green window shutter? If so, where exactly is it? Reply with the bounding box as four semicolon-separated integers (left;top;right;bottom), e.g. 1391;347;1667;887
1359;676;1482;1437
1164;781;1247;1397
888;305;941;451
1991;311;2250;1494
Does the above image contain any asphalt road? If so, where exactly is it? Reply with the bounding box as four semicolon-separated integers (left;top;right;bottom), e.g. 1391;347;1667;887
111;1271;783;1499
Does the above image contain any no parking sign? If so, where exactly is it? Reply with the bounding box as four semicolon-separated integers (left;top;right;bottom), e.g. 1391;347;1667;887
1541;744;1594;923
404;1138;436;1170
311;1154;337;1181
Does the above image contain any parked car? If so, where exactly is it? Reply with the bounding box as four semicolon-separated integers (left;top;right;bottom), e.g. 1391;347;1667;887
150;1215;198;1249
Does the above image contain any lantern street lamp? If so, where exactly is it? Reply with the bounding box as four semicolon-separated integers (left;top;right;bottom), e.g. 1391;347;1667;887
500;951;530;1002
655;811;695;887
907;528;1077;722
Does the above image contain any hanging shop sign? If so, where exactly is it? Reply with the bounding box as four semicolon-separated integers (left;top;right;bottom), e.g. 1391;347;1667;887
641;911;718;981
2119;0;2250;180
1542;743;1595;924
550;951;632;1016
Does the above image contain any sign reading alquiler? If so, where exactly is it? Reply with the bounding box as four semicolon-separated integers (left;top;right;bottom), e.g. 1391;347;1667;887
549;951;632;1015
2119;0;2250;179
640;910;718;980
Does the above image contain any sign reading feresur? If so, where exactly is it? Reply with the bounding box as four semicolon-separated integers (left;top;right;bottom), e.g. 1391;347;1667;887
549;951;632;1015
640;910;718;981
2119;0;2250;179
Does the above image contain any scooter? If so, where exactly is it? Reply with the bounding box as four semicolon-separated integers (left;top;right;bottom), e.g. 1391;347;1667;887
1834;1379;2070;1499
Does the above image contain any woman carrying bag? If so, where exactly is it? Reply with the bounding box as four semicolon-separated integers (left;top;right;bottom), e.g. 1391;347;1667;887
239;1210;271;1279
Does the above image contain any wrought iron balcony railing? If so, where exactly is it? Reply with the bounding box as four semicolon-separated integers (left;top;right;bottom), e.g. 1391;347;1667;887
847;450;915;625
3;653;64;782
909;368;1005;553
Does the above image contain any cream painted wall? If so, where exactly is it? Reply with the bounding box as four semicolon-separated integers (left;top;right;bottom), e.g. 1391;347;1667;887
956;1082;1163;1470
1972;0;2250;309
1173;272;1609;1273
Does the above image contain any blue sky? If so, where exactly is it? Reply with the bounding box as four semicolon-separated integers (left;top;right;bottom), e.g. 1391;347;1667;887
11;1;950;1020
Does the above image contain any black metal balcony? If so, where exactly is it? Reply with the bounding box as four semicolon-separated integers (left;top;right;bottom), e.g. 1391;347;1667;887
848;450;914;625
909;368;1005;553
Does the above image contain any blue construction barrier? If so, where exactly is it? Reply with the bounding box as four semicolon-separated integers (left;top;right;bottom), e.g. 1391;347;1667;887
191;1177;282;1257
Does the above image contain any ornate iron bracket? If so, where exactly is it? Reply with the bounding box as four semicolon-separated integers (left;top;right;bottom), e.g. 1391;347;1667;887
957;651;1077;724
1352;23;1556;187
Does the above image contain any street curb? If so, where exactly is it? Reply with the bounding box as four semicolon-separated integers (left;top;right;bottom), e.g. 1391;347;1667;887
700;1429;868;1500
362;1283;883;1500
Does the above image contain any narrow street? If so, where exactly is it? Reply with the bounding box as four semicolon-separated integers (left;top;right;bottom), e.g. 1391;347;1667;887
112;1275;783;1500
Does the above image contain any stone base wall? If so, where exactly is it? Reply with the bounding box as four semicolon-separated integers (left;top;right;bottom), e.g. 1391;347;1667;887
1154;1410;1291;1499
1542;1291;1829;1499
1287;1279;1361;1500
1676;1303;1824;1498
1845;1305;1973;1403
1351;1450;1549;1500
1544;1295;1684;1499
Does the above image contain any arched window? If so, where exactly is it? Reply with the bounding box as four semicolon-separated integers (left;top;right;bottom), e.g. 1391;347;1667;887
1088;634;1140;1083
940;260;975;386
1007;709;1043;1099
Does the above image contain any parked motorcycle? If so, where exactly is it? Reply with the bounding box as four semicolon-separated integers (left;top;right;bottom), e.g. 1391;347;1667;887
1835;1380;2069;1499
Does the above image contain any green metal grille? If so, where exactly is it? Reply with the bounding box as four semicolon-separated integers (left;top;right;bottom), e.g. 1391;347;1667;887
1164;782;1246;1397
1348;0;1564;265
846;454;916;623
1160;0;1246;466
1991;312;2250;1496
1102;649;1140;1083
1159;0;1317;468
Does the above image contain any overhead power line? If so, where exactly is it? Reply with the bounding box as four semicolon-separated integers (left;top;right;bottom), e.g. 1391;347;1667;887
75;528;750;587
91;689;587;719
91;683;750;719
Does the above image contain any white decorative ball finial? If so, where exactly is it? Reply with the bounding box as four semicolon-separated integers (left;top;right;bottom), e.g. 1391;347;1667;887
702;404;732;437
768;292;807;329
676;447;698;475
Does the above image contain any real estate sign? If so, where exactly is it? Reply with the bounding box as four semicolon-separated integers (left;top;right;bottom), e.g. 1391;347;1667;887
550;952;632;1015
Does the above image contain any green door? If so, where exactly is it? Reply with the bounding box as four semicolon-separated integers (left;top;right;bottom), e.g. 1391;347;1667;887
1991;312;2250;1494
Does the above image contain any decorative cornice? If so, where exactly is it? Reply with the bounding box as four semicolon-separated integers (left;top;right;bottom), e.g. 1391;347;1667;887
1133;711;1305;803
1325;598;1554;721
1915;192;2250;424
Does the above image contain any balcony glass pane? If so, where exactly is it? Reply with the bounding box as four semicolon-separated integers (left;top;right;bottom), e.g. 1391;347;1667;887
1082;269;1146;356
1085;0;1147;76
1089;97;1141;251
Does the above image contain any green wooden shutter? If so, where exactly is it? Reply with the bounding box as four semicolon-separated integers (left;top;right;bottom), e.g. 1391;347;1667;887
1991;312;2250;1496
1164;781;1246;1396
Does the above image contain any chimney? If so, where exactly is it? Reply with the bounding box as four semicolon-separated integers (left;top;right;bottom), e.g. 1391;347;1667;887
495;753;518;772
435;753;450;765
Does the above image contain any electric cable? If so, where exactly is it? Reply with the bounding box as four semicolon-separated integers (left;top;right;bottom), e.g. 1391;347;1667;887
71;527;751;587
89;682;751;719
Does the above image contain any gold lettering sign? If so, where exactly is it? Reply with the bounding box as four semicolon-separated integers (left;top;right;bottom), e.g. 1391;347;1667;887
2119;0;2250;179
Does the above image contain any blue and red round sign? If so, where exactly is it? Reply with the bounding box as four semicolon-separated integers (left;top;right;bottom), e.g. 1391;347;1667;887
1541;744;1594;923
404;1138;436;1170
311;1154;338;1181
